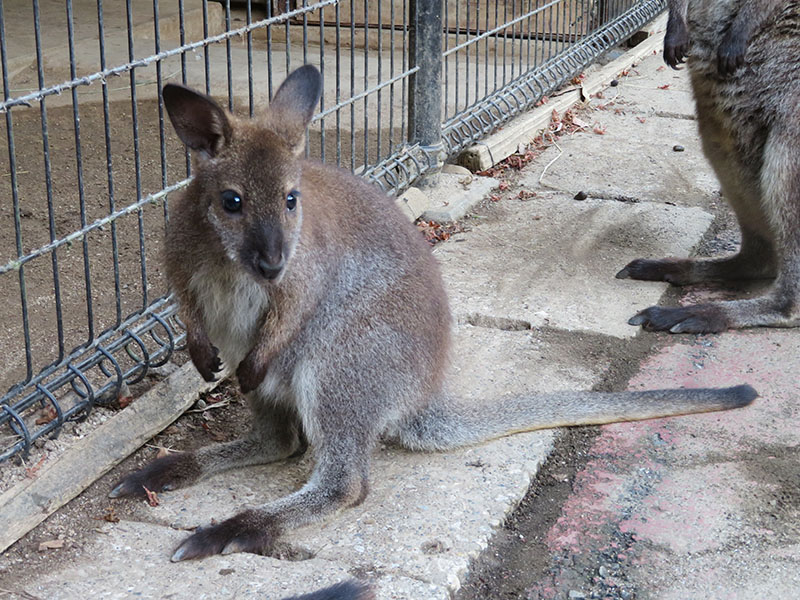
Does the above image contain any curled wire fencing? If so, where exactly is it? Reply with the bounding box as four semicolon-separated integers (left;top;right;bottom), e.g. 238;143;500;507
0;0;663;464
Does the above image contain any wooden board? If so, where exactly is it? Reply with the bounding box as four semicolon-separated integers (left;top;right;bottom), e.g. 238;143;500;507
0;363;220;553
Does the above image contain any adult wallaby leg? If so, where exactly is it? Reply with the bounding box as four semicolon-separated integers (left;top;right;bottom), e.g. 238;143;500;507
170;434;372;561
623;127;800;333
110;401;306;498
618;95;778;288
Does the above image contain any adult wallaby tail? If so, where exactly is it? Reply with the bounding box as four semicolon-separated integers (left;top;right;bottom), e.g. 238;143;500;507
399;385;758;451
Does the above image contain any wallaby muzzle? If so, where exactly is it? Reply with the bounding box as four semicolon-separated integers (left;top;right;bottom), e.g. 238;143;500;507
257;256;285;280
244;222;285;281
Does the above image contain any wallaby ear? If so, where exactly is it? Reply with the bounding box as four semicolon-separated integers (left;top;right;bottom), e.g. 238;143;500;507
162;83;232;158
267;65;322;153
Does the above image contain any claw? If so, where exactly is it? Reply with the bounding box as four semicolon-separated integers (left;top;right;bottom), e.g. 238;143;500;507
628;313;647;326
108;483;127;499
170;511;277;561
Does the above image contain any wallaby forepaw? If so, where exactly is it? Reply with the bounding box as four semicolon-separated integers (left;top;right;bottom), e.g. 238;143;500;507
188;335;223;382
717;34;746;75
664;41;688;69
664;18;689;69
109;452;201;499
628;304;729;334
171;510;277;561
236;357;268;394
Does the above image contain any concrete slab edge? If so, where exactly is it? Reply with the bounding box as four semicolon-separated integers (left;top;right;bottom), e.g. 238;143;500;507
457;14;668;173
0;362;219;553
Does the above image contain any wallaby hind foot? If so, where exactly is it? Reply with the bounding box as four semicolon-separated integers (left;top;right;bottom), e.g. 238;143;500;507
621;0;800;333
110;65;757;561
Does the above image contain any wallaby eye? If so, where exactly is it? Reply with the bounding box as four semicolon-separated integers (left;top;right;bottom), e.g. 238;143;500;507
221;189;242;213
286;189;300;211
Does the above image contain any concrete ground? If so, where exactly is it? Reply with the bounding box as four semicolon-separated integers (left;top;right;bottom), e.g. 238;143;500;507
3;37;798;600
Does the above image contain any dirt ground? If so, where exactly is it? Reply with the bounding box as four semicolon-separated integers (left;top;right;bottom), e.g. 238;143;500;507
0;379;250;584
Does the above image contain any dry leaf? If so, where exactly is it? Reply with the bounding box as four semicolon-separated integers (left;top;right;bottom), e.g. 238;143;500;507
118;395;134;409
658;84;671;90
38;539;64;551
97;507;120;523
143;486;160;507
35;405;58;425
25;456;47;479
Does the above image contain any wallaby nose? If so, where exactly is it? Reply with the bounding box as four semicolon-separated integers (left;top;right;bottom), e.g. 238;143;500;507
256;256;284;280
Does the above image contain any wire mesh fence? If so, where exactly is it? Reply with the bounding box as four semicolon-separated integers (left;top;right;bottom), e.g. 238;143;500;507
0;0;664;465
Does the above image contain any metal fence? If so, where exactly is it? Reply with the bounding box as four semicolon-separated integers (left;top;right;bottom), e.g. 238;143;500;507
0;0;664;464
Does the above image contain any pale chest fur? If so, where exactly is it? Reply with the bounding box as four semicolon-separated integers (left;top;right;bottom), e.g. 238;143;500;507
188;267;269;370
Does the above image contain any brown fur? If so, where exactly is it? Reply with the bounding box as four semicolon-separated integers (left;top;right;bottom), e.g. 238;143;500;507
110;66;756;561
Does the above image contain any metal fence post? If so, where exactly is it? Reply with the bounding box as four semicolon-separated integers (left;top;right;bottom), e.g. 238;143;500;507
408;0;444;175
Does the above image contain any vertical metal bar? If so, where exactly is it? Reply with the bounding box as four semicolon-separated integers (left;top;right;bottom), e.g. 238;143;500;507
246;0;254;116
285;0;291;77
376;0;382;160
465;0;470;113
66;0;95;344
225;0;233;110
443;0;448;120
502;0;508;85
349;0;355;171
526;0;532;73
178;0;191;177
267;0;274;98
302;0;308;64
363;0;368;168
32;0;65;361
319;3;326;162
126;0;149;310
401;0;407;144
510;0;516;80
153;0;168;209
408;0;443;150
389;0;396;149
202;0;211;93
453;0;459;115
493;0;498;91
335;0;341;165
475;0;480;106
0;0;33;382
484;0;489;98
304;0;309;159
96;0;122;326
557;0;563;55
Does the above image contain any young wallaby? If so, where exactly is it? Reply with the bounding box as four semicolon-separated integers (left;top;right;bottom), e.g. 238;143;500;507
109;65;756;561
617;0;799;332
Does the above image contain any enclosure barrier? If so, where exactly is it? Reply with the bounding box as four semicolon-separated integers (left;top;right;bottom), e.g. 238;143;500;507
0;0;664;463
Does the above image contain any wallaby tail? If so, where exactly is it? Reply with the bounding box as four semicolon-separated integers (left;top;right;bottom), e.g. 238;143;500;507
281;581;374;600
399;384;758;451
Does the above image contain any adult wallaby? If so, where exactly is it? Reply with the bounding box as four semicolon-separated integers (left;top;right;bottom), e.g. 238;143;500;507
109;66;756;561
617;0;798;332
